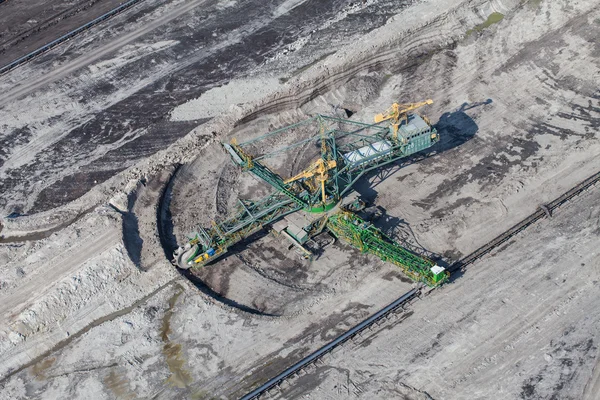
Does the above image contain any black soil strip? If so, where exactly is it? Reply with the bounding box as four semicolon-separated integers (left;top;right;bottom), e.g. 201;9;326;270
0;204;98;243
31;169;124;213
0;0;147;71
2;0;412;215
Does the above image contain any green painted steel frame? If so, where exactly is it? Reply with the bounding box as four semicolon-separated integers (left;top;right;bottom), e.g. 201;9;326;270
191;191;303;258
184;113;439;267
217;193;301;235
332;117;438;197
231;115;391;205
327;211;448;287
231;114;437;203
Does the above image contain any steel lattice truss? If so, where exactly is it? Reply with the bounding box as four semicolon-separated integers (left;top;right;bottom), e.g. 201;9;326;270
178;113;439;270
226;114;437;208
327;211;448;286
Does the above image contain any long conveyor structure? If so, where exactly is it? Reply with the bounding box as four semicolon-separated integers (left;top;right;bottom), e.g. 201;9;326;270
173;103;447;285
327;210;448;287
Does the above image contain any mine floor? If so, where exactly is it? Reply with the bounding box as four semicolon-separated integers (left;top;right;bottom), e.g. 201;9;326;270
0;0;599;399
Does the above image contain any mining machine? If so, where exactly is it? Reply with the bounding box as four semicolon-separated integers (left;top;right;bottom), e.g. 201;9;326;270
173;101;448;287
374;99;433;140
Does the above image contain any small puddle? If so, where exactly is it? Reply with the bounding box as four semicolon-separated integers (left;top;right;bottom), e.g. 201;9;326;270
160;284;192;388
466;12;505;37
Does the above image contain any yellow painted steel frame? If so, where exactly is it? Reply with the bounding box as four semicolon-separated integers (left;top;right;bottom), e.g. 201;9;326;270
374;99;434;141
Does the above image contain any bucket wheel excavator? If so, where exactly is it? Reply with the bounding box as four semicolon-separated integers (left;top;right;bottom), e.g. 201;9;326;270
173;100;449;287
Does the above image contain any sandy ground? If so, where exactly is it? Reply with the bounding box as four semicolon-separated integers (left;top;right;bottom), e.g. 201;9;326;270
0;0;411;215
272;185;600;400
0;0;127;66
0;0;599;399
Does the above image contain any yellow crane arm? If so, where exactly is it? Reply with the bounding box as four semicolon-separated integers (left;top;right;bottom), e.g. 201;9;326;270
284;163;319;184
374;99;433;140
374;105;397;124
374;99;433;123
284;159;337;184
284;158;337;204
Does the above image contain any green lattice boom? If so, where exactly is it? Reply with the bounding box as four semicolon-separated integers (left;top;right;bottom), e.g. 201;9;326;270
326;211;448;287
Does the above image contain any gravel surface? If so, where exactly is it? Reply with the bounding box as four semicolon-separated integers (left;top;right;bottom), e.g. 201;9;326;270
0;0;599;399
273;184;600;400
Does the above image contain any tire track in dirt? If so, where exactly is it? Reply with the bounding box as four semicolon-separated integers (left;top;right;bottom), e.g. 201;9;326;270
0;0;210;107
233;14;465;127
0;228;119;321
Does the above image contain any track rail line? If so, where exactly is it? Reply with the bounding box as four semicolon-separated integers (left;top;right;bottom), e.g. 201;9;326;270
448;170;600;273
0;0;148;76
238;169;600;399
239;289;419;400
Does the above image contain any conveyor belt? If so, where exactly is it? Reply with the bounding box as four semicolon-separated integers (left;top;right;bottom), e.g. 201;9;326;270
239;289;419;400
448;170;600;273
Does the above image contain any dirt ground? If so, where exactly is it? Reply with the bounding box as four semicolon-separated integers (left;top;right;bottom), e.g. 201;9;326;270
271;185;600;400
0;0;128;66
0;0;599;399
0;0;411;215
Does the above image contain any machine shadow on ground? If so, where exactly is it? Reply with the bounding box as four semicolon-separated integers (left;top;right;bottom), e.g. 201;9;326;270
122;210;143;269
154;165;278;315
166;215;278;315
356;100;489;198
353;101;489;268
161;102;487;310
121;188;144;270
